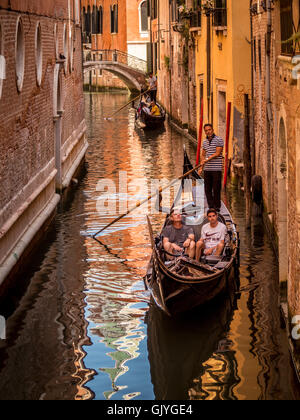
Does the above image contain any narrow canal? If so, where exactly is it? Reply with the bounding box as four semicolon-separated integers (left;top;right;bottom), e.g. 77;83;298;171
0;92;299;400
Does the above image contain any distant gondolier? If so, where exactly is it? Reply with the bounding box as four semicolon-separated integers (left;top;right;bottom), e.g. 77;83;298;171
148;72;157;103
200;124;224;212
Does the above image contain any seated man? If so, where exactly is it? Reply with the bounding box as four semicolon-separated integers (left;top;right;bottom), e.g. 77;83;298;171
162;210;195;259
150;101;161;117
142;103;151;114
195;208;227;261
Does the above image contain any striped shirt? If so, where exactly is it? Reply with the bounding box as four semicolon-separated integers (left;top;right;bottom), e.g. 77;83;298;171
202;135;224;172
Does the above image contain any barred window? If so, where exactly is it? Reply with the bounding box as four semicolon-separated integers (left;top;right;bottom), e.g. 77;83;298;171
140;1;148;32
280;0;294;55
92;5;97;34
213;0;227;28
111;4;118;34
97;7;103;34
190;0;202;28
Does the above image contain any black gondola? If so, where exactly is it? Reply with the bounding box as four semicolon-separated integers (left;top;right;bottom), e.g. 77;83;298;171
144;150;240;316
135;101;166;129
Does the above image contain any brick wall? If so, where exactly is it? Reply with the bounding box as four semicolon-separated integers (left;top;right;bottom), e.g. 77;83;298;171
252;1;300;320
0;0;86;281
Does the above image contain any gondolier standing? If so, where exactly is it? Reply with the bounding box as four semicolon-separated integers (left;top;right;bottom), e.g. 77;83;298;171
148;72;157;103
200;124;224;213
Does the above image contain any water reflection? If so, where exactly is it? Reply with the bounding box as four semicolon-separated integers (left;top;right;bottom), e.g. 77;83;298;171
146;296;240;400
0;92;299;400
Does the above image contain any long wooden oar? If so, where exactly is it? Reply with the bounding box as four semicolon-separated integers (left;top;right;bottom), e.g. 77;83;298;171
104;88;151;120
93;162;203;238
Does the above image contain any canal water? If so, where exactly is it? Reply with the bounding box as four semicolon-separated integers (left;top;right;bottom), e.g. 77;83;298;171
0;92;299;400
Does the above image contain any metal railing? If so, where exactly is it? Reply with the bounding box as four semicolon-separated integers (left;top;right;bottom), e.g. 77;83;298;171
83;49;148;74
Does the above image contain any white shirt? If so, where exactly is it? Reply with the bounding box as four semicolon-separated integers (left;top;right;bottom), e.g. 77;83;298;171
201;222;227;249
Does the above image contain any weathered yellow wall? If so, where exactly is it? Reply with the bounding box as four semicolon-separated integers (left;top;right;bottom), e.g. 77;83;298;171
195;0;251;166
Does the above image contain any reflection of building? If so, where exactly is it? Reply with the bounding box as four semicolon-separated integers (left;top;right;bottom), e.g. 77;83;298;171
82;0;150;90
251;0;300;353
0;1;87;288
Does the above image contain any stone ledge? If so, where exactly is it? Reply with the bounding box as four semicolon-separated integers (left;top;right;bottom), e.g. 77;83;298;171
168;118;198;146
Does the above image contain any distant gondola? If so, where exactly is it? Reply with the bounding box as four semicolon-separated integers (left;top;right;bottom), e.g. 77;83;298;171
135;101;166;129
144;150;240;316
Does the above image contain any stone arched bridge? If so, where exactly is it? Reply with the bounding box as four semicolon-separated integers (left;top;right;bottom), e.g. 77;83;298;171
83;49;148;92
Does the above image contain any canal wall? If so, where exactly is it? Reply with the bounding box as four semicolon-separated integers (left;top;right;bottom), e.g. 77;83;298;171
0;2;87;289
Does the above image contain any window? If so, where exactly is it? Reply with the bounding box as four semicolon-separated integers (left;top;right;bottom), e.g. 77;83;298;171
74;0;80;24
97;7;103;34
213;0;227;28
152;0;158;19
0;23;5;99
63;23;68;73
170;0;179;22
92;5;97;34
35;23;42;86
140;1;148;32
54;24;59;60
253;37;257;73
190;0;202;28
86;6;91;34
258;38;262;76
69;25;74;72
111;4;118;34
280;0;294;55
16;17;25;92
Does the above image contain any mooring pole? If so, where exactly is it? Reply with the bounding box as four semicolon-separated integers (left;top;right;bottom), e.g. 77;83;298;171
244;94;252;228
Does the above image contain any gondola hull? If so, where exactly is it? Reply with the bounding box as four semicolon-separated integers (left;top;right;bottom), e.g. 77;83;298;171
145;254;236;317
145;150;240;317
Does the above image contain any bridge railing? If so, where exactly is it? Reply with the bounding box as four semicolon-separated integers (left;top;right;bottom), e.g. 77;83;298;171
83;49;148;74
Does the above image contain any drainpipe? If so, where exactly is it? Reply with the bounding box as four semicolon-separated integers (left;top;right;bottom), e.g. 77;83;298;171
250;0;256;176
206;13;211;122
169;3;172;116
266;0;273;209
266;0;273;125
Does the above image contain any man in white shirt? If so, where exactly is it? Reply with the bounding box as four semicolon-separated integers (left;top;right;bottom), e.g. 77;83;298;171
195;208;227;261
